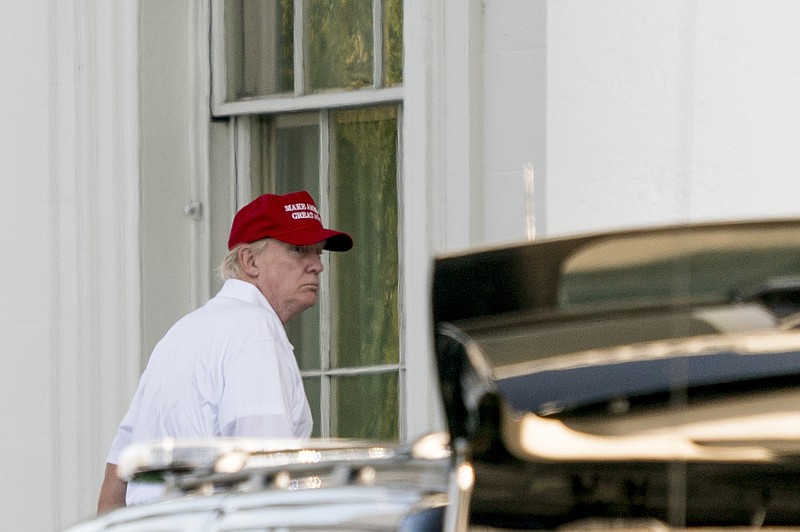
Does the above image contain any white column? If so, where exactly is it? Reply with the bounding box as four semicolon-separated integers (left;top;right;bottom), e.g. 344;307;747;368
51;0;141;526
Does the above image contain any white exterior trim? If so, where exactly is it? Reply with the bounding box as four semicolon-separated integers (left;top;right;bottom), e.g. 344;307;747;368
213;87;404;117
45;0;141;527
188;0;213;306
208;0;402;117
401;0;445;440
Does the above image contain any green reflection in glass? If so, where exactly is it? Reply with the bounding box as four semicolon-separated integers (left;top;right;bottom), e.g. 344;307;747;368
278;0;295;92
285;304;320;371
305;0;373;91
383;0;403;86
302;376;321;438
275;121;321;371
275;122;320;197
225;0;294;99
332;372;398;439
330;106;399;368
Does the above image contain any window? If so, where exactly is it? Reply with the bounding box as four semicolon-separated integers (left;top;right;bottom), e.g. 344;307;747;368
211;0;404;440
214;0;403;114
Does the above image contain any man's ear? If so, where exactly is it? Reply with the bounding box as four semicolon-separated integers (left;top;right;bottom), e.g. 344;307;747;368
237;246;260;278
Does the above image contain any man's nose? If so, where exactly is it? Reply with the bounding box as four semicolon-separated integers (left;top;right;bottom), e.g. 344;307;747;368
309;254;324;273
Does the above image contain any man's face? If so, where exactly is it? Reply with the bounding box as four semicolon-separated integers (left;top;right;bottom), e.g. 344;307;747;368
252;239;326;323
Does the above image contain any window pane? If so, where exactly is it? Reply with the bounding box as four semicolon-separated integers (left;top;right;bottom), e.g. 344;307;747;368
284;304;320;371
383;0;403;86
274;120;320;197
330;106;399;368
305;0;374;91
225;0;294;99
271;118;321;370
332;372;398;439
302;376;322;437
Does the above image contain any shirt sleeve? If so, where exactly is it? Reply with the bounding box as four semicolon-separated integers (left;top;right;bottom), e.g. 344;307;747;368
106;391;141;464
106;424;132;465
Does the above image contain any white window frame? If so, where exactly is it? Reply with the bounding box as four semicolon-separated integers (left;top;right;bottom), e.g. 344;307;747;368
212;1;407;439
210;0;403;117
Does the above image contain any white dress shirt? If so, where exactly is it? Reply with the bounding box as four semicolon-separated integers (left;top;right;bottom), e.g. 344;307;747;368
106;278;312;506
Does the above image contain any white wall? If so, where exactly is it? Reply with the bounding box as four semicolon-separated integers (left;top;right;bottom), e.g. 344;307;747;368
0;2;57;527
482;0;548;243
448;1;800;247
0;1;140;529
416;0;547;254
139;0;206;361
545;0;800;236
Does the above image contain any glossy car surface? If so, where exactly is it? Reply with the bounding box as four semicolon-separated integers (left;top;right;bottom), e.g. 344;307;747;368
433;219;800;529
67;436;451;531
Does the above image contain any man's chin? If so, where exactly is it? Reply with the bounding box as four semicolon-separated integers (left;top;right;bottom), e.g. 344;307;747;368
302;293;319;309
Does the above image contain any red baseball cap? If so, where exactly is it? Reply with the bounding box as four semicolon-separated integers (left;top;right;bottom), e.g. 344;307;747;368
227;191;353;251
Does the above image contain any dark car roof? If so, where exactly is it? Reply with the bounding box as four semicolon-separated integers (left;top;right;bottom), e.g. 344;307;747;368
432;219;800;529
433;218;800;326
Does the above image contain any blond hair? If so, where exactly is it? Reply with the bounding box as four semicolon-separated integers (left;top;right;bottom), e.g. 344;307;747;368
218;238;271;281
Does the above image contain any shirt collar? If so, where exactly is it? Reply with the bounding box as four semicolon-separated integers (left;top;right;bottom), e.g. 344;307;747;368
218;278;274;313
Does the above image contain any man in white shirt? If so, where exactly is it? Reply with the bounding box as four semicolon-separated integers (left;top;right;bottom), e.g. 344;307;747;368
96;190;352;513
